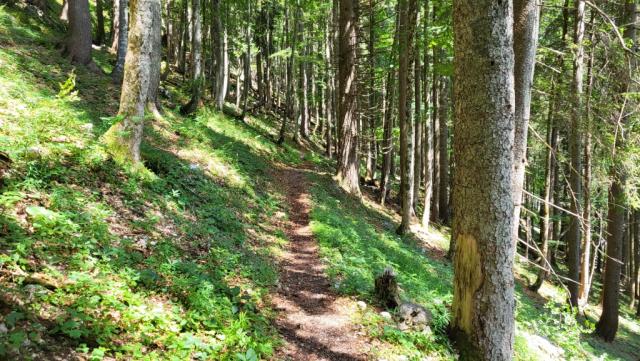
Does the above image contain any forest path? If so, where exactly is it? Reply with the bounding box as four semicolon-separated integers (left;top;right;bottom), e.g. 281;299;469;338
270;162;370;361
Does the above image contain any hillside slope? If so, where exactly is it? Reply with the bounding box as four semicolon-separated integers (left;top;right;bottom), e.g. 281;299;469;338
0;3;639;361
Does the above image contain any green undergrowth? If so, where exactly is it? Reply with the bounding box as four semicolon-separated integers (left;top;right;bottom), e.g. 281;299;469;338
0;4;301;359
308;173;455;360
307;168;640;360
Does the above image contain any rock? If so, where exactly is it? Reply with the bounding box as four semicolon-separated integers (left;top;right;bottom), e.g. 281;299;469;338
374;267;400;309
396;302;432;332
80;123;94;133
380;311;392;320
0;323;8;334
526;334;564;359
356;301;367;310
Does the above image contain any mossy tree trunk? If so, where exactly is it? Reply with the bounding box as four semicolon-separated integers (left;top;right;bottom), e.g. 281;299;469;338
450;0;516;359
103;0;162;165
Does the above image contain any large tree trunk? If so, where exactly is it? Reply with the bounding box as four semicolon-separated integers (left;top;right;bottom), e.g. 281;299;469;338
103;0;162;165
65;0;94;66
596;0;637;341
512;0;540;247
567;0;586;309
336;0;360;196
397;0;417;235
111;0;129;83
450;0;516;358
595;172;626;341
180;0;203;115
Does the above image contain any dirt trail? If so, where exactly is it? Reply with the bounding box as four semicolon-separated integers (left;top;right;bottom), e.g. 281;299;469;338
271;164;369;361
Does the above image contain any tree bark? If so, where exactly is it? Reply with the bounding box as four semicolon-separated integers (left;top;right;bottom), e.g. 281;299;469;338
450;1;516;359
512;0;540;247
397;0;417;234
438;78;450;225
111;0;128;83
595;172;626;341
421;7;433;228
530;79;558;293
180;0;203;115
95;0;105;45
65;0;94;66
596;0;637;340
578;13;597;308
413;54;422;211
336;0;360;196
567;0;586;309
103;0;162;165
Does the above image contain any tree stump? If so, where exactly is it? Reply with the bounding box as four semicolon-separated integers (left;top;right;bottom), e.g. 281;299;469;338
374;267;401;309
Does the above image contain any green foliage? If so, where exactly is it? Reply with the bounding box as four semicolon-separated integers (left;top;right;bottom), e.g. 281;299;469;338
308;173;454;358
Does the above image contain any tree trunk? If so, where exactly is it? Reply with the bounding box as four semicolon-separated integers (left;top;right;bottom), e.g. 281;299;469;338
299;22;309;138
324;17;334;158
103;0;162;165
110;0;121;51
438;78;450;225
530;80;558;293
567;0;585;309
241;7;252;117
65;0;94;66
380;68;395;205
213;0;228;110
430;73;440;222
277;6;298;145
596;0;636;341
512;0;540;248
61;0;69;21
95;0;105;45
421;10;433;228
180;0;203;115
413;54;422;212
397;0;417;235
595;172;626;341
365;0;377;183
578;14;596;308
111;0;128;83
450;1;516;358
380;9;399;205
335;0;360;196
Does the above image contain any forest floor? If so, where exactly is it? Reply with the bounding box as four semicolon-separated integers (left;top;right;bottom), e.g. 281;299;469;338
1;2;640;361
